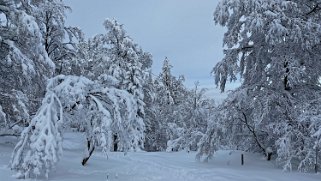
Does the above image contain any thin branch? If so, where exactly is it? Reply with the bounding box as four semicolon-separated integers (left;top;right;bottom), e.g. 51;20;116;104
0;133;20;137
237;109;266;154
306;3;321;16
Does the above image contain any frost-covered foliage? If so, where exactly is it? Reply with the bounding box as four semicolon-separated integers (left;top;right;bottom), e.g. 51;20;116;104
25;0;84;75
276;87;321;172
11;91;63;179
200;0;321;172
0;0;54;134
213;0;321;92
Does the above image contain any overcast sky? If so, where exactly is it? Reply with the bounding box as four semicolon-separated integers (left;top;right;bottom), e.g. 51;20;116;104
64;0;238;101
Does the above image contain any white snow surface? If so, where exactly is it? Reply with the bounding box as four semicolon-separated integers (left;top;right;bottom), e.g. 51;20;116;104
0;133;320;181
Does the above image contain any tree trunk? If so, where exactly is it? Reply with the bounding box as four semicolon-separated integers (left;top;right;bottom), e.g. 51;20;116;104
241;112;266;154
82;138;95;166
315;145;319;173
113;134;118;152
267;152;272;161
284;60;291;91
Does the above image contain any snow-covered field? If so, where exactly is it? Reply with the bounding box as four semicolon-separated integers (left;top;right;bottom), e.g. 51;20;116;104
0;133;320;181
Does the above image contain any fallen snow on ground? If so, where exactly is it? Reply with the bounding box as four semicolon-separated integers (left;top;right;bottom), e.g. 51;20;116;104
0;133;320;181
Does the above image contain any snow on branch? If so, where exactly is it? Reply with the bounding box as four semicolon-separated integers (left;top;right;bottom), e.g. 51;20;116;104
10;91;63;179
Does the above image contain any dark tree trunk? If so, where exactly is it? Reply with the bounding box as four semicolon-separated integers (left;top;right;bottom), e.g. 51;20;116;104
315;146;319;173
267;152;272;161
284;60;291;91
241;112;266;154
113;134;118;152
82;138;95;166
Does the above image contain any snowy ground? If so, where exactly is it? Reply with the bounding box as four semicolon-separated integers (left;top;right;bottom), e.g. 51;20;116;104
0;133;320;181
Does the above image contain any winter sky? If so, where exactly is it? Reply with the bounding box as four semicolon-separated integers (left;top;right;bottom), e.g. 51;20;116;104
64;0;239;101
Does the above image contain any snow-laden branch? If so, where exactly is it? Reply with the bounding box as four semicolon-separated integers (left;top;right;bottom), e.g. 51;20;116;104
11;91;63;179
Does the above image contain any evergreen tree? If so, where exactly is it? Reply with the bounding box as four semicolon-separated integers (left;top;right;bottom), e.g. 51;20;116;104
160;57;175;105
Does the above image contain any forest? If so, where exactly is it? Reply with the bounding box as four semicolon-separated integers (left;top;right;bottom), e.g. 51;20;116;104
1;0;321;179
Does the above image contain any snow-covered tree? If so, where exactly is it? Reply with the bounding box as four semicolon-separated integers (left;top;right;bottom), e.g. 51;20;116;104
199;0;321;171
143;59;179;151
78;19;148;119
102;19;133;85
160;57;175;105
103;19;146;118
196;110;224;162
167;82;214;152
77;19;150;151
25;0;83;75
0;0;54;135
11;74;146;178
276;87;321;172
143;77;168;151
49;75;145;151
142;59;212;152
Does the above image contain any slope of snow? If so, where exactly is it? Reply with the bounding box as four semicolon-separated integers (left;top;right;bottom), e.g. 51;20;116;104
0;133;320;181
